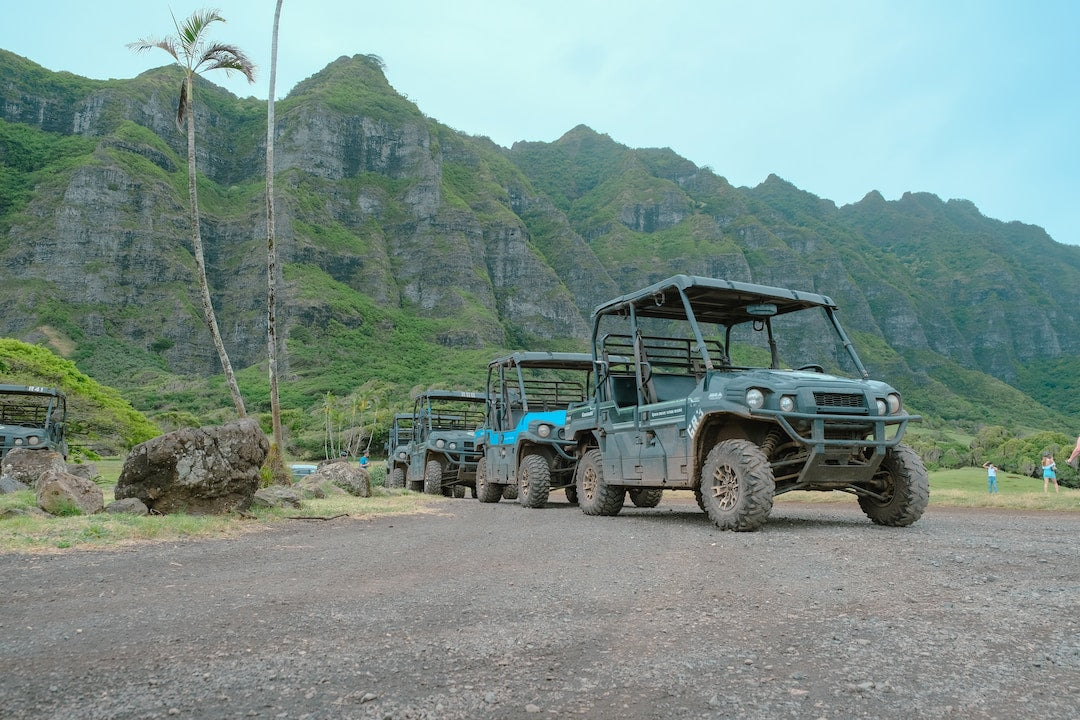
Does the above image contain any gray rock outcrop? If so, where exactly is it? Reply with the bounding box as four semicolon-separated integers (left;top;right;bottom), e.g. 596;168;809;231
0;475;28;494
0;448;67;492
313;459;371;497
251;486;303;510
104;497;149;515
297;472;348;500
36;469;104;515
114;418;269;514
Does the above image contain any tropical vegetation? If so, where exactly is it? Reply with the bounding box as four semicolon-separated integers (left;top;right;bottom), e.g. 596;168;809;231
128;8;256;417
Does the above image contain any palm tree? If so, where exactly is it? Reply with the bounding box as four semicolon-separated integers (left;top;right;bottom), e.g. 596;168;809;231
265;0;288;482
129;9;255;417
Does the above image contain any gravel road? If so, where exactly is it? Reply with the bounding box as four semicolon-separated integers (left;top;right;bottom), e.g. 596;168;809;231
2;494;1079;720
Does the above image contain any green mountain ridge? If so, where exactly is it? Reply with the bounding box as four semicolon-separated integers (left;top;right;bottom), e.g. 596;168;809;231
1;48;1076;457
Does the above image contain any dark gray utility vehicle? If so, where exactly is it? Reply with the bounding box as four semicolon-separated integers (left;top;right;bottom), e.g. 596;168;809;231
405;390;486;497
565;274;928;531
0;384;69;460
384;413;414;489
474;352;600;508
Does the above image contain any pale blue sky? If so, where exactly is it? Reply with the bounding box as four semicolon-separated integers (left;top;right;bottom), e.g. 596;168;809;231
3;1;1078;245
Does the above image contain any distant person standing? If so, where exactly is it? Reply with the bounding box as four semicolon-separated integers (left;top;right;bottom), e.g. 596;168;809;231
359;452;369;470
983;461;999;494
1042;454;1059;494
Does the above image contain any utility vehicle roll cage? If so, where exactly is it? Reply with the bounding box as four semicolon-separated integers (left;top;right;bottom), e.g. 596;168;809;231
590;274;870;379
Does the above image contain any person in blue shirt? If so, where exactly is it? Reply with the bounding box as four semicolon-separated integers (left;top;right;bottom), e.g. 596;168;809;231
1042;454;1059;494
982;461;998;494
359;452;369;469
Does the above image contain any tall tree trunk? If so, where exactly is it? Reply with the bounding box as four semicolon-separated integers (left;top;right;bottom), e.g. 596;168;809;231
266;0;284;451
185;74;247;418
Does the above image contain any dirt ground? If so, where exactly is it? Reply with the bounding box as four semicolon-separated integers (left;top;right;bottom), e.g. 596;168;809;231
2;493;1079;720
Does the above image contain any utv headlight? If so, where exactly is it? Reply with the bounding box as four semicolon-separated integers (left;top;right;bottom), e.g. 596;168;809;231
876;399;888;416
448;441;458;450
887;394;902;415
537;424;552;438
745;388;765;410
397;451;406;460
435;438;445;449
779;395;795;413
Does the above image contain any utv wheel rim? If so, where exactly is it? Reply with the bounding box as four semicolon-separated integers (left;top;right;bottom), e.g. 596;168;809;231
710;464;739;510
581;466;597;501
871;467;895;506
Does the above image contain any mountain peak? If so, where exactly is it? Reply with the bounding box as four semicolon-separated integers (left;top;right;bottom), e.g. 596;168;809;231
287;53;392;99
284;53;420;122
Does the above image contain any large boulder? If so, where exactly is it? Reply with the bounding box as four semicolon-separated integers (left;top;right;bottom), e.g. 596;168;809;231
0;448;67;492
312;459;371;497
115;418;269;514
296;473;348;499
36;469;104;515
251;485;303;510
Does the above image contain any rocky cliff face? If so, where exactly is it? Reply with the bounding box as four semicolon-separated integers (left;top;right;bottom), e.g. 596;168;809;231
0;53;600;376
2;50;1079;426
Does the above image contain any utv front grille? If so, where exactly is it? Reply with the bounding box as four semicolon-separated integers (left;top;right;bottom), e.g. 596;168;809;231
813;392;866;411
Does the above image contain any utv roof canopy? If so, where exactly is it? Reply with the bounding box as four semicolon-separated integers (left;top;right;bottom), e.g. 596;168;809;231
591;274;837;325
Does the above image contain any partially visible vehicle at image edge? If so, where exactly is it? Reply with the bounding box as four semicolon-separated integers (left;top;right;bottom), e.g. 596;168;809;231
565;274;929;532
0;384;69;460
383;413;414;489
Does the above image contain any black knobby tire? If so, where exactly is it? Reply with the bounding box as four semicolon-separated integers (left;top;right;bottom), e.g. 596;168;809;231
502;484;519;500
698;439;775;531
475;457;502;503
564;484;578;505
628;487;663;508
519;453;552;508
423;459;444;495
575;448;624;516
858;443;930;527
387;466;406;489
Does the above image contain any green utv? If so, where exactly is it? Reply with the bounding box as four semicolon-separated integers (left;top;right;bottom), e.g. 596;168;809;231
475;352;595;508
564;275;928;532
0;385;69;460
384;413;414;489
405;390;486;497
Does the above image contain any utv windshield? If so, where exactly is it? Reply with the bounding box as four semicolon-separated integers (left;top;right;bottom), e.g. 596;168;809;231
591;275;869;379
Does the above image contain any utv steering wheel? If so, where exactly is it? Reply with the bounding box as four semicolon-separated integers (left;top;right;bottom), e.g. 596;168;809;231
796;364;825;373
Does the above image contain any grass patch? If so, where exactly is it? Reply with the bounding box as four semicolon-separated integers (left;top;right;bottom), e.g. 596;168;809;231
0;458;441;553
0;509;249;552
269;489;439;521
